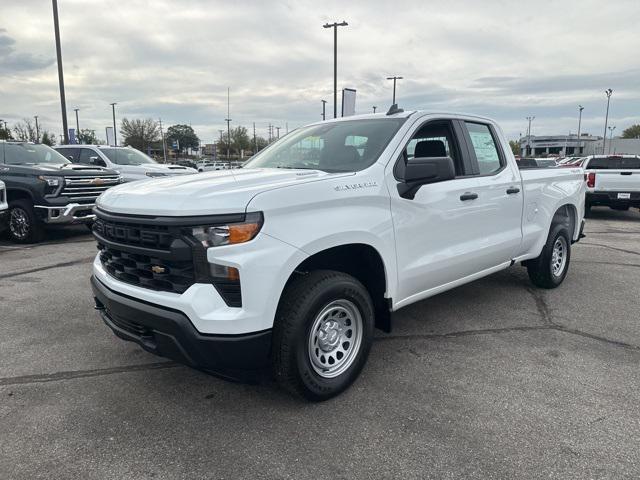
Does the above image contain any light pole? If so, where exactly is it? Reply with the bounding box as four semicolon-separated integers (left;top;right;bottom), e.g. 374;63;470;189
34;115;39;143
372;106;377;113
110;102;117;146
323;21;348;119
526;116;535;157
158;118;167;163
225;88;232;166
74;108;80;139
602;88;613;154
608;126;616;154
52;0;68;144
386;76;403;105
275;126;281;140
576;105;584;155
321;99;327;121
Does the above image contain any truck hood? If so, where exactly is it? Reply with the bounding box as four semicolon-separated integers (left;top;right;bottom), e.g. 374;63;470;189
4;163;118;176
136;163;196;174
97;168;349;215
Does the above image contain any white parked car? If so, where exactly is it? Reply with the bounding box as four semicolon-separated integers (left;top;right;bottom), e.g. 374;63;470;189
90;110;585;400
583;154;640;212
0;180;7;232
55;145;197;182
196;161;228;172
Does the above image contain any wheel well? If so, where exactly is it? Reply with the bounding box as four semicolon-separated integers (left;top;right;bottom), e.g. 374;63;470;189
286;244;392;332
552;204;577;239
6;189;33;204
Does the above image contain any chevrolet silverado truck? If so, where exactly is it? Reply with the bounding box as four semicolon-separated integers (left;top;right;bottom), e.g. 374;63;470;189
91;109;585;401
0;142;121;243
583;154;640;212
0;180;7;232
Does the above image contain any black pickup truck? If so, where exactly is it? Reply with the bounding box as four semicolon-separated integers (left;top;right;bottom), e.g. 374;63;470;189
0;141;121;243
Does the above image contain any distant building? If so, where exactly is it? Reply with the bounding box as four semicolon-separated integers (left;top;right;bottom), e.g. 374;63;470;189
201;143;217;157
519;134;601;157
583;138;640;156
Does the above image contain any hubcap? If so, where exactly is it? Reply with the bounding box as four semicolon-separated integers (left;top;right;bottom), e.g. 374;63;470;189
308;299;363;379
9;208;30;239
551;236;567;277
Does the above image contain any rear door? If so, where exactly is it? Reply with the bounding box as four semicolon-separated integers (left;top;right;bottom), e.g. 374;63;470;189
588;156;640;193
460;121;524;267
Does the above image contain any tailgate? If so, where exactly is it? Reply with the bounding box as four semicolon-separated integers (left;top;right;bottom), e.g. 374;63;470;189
594;170;640;192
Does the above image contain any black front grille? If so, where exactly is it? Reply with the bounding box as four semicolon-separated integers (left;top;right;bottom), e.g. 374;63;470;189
93;218;173;249
98;245;195;294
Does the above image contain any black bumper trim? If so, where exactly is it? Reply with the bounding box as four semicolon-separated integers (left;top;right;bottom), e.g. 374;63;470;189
91;276;271;382
586;191;640;207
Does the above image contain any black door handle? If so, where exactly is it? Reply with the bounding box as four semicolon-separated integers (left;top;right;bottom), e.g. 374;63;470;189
506;187;520;194
460;192;478;201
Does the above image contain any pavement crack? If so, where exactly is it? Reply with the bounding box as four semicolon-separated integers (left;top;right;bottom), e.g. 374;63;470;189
0;361;179;387
0;257;95;280
526;287;554;326
375;325;553;342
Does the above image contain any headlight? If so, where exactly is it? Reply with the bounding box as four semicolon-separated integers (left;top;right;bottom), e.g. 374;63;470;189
38;175;61;187
145;172;168;177
189;212;263;247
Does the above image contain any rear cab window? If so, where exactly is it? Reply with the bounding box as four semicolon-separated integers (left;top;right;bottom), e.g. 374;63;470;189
464;122;504;175
586;156;640;170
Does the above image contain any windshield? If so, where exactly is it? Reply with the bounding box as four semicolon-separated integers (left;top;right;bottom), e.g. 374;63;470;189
2;143;70;166
100;148;157;165
244;118;406;172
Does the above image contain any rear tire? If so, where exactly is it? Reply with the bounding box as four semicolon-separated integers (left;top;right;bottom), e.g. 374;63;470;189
271;270;374;401
526;223;571;289
8;199;44;244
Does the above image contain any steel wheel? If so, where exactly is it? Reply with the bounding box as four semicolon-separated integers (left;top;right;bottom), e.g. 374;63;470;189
551;236;567;277
308;299;363;379
9;207;30;240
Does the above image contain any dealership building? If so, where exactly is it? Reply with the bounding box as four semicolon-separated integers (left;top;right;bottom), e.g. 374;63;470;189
519;134;640;157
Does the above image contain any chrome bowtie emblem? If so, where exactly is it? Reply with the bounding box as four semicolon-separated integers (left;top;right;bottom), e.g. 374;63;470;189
151;265;166;274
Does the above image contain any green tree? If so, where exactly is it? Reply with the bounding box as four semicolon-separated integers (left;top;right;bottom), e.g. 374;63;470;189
41;131;56;146
621;124;640;139
120;118;160;151
166;124;199;154
77;129;101;145
509;140;520;156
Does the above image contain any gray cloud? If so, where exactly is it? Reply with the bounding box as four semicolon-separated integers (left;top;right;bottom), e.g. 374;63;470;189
1;0;639;141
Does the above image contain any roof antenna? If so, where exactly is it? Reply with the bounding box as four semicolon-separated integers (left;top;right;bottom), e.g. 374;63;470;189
386;103;404;115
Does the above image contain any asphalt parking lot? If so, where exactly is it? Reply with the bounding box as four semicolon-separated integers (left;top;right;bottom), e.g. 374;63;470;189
1;209;639;479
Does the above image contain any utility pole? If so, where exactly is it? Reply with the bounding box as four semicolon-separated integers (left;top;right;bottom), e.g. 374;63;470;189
373;106;377;113
608;126;616;154
321;100;327;120
323;21;348;119
52;0;68;144
253;122;257;154
386;76;403;104
34;116;39;143
74;108;80;141
276;126;281;140
218;129;223;160
577;105;584;155
158;118;167;163
225;87;232;166
602;88;613;154
110;102;117;146
526;116;535;157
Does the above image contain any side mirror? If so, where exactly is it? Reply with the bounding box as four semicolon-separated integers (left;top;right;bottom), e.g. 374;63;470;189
90;156;106;167
397;156;455;199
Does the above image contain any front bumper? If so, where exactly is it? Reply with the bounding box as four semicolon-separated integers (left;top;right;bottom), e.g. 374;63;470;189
586;191;640;208
34;203;95;224
91;275;272;381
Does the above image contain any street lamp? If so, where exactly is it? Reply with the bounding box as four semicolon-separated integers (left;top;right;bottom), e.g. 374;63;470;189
225;87;231;165
52;0;68;144
34;115;39;143
602;88;613;154
110;102;117;146
386;76;403;105
608;126;616;154
74;108;80;139
323;21;348;119
275;126;281;139
372;106;377;113
526;116;535;157
576;105;584;155
321;100;327;121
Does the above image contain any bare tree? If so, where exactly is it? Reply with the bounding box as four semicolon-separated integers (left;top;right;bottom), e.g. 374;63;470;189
120;118;161;151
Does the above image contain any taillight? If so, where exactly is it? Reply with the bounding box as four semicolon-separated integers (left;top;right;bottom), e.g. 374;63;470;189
586;172;596;188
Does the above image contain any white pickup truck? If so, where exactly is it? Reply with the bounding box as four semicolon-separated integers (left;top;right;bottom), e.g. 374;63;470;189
583;154;640;212
90;109;585;400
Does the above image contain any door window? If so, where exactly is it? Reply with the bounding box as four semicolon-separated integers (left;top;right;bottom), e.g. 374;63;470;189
79;148;96;164
465;122;503;175
57;148;80;162
405;122;464;175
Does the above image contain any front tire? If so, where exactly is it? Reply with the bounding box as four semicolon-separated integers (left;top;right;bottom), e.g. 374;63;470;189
526;223;571;289
271;270;374;401
8;199;44;243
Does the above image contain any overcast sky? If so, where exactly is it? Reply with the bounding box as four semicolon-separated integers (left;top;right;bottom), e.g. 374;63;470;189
1;0;639;143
